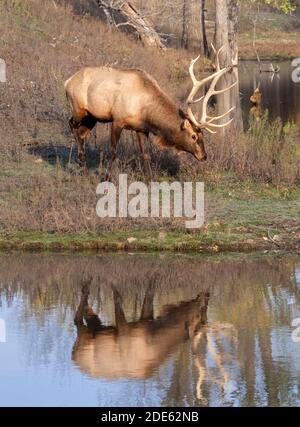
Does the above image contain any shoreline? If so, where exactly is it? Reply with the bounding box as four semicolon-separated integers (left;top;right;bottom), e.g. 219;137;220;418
239;54;298;61
1;230;299;254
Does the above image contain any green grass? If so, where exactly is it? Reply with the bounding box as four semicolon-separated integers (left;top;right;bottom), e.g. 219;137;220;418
0;230;258;253
0;226;296;253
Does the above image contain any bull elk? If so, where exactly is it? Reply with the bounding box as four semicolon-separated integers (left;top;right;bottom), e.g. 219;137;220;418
72;281;209;380
65;45;237;178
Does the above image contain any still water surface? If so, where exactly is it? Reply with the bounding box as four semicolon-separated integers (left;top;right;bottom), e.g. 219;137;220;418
0;253;300;407
239;60;300;127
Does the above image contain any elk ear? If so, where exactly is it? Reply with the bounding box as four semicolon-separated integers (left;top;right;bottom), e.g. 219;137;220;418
181;119;192;131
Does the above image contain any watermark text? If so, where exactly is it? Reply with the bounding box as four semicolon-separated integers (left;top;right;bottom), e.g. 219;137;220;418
291;58;300;83
96;174;205;229
292;317;300;343
0;58;6;83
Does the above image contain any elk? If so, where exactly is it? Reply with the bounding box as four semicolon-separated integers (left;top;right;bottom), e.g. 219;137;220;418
65;45;237;177
72;281;209;380
250;87;262;121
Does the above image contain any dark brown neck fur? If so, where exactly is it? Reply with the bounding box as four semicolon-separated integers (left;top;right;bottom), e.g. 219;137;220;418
145;88;185;144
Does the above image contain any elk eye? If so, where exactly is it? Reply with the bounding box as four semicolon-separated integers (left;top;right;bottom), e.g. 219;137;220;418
192;134;197;141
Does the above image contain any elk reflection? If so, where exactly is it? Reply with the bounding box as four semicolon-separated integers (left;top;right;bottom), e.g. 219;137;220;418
72;279;209;380
250;87;263;121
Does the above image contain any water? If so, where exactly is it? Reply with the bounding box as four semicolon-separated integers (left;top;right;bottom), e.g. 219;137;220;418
0;252;300;407
239;60;300;127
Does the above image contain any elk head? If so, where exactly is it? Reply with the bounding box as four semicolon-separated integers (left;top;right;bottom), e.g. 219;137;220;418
250;87;262;107
180;44;237;162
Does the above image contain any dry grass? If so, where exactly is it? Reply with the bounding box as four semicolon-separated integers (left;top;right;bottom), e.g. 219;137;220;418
239;34;300;60
197;116;300;184
239;8;300;60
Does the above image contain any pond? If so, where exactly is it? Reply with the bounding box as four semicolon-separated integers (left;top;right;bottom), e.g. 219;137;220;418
239;60;300;128
1;252;300;407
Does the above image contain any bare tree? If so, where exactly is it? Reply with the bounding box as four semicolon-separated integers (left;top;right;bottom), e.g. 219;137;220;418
200;0;209;56
214;0;243;132
181;0;189;48
95;1;166;49
183;0;208;54
181;0;208;52
215;0;231;67
227;0;243;130
214;0;240;66
227;0;240;66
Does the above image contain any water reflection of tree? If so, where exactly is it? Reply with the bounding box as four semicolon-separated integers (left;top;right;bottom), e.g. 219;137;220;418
239;62;300;128
163;257;300;407
208;261;300;406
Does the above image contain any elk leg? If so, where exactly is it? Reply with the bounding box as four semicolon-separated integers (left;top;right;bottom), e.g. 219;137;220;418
136;132;153;180
105;123;123;181
112;287;127;328
78;114;97;139
69;117;88;175
74;278;102;331
200;292;210;325
83;305;102;331
74;278;92;326
140;283;155;321
74;297;88;326
78;137;88;176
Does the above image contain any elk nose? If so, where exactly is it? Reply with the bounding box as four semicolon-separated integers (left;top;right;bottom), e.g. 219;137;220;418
203;154;207;161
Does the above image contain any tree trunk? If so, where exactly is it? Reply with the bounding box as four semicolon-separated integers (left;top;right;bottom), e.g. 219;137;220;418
215;0;239;66
190;0;201;52
101;5;114;29
214;0;242;132
96;1;166;50
181;0;189;49
200;0;209;56
227;0;242;131
215;0;231;67
182;0;205;52
227;0;240;66
120;2;166;49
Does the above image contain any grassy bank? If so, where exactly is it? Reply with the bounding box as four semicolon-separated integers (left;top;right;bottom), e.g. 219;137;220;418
0;226;299;253
1;179;299;253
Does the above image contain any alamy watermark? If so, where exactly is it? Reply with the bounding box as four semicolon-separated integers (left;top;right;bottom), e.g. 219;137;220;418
96;174;204;229
292;318;300;343
0;58;6;83
291;58;300;83
0;319;6;343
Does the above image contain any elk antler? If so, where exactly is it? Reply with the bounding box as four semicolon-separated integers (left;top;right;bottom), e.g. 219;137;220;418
186;44;237;134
